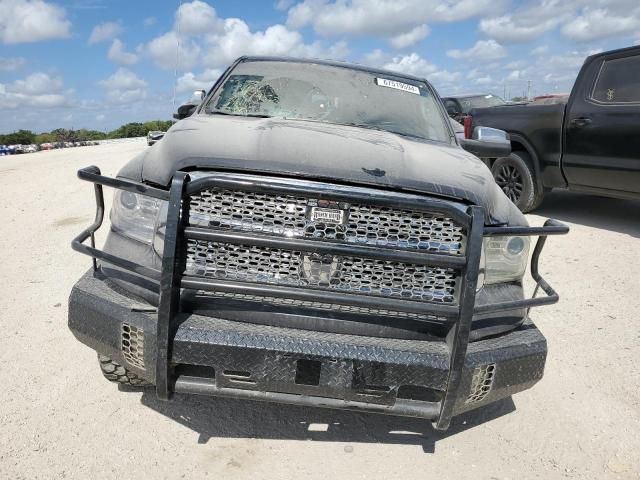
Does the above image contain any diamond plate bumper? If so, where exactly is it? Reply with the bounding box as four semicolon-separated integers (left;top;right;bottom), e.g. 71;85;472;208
69;270;547;424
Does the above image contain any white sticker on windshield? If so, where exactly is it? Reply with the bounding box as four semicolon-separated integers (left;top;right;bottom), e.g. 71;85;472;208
375;78;420;95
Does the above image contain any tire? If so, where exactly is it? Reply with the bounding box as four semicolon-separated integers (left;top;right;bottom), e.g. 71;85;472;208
97;354;151;386
491;151;544;213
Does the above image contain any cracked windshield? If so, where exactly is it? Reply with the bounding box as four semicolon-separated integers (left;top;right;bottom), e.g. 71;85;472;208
207;61;450;143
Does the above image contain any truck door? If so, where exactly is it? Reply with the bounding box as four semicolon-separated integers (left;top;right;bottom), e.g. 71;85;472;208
563;48;640;196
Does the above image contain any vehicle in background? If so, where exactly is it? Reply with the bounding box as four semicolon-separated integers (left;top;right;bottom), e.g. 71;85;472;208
531;94;570;105
442;94;506;123
469;45;640;212
147;130;165;146
68;56;568;431
0;145;9;155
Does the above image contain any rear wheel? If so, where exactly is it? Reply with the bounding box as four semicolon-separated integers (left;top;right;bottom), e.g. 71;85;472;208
491;151;544;213
97;355;150;386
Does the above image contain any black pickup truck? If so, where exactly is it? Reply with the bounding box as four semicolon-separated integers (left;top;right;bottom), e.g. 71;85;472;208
470;45;640;212
68;57;567;430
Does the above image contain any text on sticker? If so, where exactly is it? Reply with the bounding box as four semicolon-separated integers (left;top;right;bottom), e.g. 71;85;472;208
375;78;420;95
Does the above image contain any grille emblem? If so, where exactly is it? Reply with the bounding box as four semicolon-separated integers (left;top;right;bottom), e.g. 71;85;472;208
310;206;344;224
301;253;342;286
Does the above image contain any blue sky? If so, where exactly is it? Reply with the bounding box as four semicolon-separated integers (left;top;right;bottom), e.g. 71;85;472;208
1;0;639;133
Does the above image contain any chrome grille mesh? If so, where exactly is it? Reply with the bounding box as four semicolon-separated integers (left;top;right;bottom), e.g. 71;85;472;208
189;189;465;254
186;240;459;304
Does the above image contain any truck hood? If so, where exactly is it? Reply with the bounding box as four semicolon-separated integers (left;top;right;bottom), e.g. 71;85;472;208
131;115;525;225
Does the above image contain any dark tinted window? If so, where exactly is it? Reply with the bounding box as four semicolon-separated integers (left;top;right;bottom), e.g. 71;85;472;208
444;99;460;113
458;94;505;113
592;55;640;103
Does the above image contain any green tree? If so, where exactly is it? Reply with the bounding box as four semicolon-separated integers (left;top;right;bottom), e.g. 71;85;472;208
1;129;36;145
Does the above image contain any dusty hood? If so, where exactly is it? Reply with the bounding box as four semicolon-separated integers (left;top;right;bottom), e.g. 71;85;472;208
133;115;525;225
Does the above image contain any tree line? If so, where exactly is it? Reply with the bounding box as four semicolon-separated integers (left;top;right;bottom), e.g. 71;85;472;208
0;120;174;145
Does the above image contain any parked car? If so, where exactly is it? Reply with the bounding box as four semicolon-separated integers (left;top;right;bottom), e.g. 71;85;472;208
147;130;165;146
469;45;640;212
0;145;10;155
442;93;506;123
68;56;567;430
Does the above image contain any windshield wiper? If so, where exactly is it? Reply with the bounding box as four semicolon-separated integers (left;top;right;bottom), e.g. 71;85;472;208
210;110;272;118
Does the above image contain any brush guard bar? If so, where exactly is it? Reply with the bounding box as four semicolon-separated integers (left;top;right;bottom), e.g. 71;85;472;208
72;166;569;430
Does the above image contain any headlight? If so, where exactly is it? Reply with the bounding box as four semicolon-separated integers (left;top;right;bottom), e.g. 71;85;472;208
479;236;530;286
110;190;167;245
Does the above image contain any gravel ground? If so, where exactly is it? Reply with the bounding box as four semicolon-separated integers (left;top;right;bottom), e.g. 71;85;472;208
1;140;639;480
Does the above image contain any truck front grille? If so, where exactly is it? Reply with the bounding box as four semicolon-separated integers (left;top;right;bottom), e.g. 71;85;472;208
186;240;458;303
189;189;465;255
184;179;467;322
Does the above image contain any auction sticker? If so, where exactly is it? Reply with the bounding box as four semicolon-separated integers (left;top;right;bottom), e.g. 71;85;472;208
375;78;420;95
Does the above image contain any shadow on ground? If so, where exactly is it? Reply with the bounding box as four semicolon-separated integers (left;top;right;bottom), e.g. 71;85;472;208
135;388;514;453
535;190;640;237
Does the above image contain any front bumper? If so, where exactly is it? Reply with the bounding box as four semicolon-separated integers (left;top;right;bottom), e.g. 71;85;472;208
70;269;547;424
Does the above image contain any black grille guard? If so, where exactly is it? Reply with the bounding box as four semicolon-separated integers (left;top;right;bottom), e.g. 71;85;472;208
71;165;569;430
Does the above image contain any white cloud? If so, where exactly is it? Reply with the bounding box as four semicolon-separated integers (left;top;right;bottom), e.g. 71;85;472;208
276;0;295;10
98;68;147;103
88;21;123;44
145;31;201;70
531;45;549;56
107;39;138;65
175;0;221;35
176;68;223;94
0;0;71;44
204;19;348;68
10;72;63;95
0;56;26;71
507;70;523;81
475;75;493;85
363;48;391;66
143;17;156;27
390;24;429;49
382;53;460;90
143;2;348;72
479;0;577;43
447;40;507;61
561;7;640;41
383;53;438;77
505;60;527;70
480;15;560;43
286;0;501;37
0;72;70;109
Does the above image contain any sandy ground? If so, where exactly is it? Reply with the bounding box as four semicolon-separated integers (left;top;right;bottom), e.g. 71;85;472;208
0;140;639;480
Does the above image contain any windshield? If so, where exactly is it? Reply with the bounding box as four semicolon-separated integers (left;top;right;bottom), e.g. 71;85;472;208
459;94;505;113
206;60;451;143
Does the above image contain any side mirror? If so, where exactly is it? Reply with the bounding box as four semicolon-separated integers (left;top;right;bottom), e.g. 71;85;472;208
173;103;197;120
460;126;511;158
173;90;206;120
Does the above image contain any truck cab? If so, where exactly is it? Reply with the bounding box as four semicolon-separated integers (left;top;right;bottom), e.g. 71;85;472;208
470;45;640;212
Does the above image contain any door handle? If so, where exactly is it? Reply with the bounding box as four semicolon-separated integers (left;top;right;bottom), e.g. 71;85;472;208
570;117;592;128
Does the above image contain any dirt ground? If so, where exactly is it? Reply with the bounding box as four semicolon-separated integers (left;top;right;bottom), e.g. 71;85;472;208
1;140;639;480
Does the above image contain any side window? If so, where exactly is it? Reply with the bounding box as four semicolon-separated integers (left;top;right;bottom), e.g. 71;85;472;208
592;54;640;103
444;99;460;114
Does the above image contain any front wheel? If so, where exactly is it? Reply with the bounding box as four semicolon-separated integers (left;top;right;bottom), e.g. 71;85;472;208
491;152;544;213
